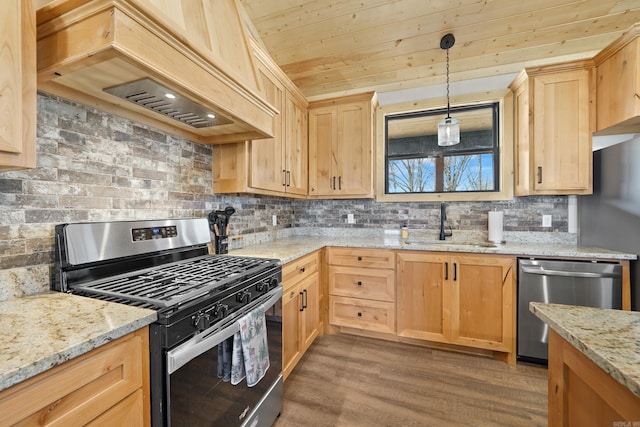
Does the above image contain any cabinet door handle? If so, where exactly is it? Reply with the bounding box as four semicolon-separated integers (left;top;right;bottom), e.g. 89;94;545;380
357;256;362;261
445;262;449;280
299;291;304;311
286;171;291;187
357;312;362;317
338;176;342;190
283;170;287;187
453;263;458;281
302;289;308;309
357;281;362;286
537;166;542;184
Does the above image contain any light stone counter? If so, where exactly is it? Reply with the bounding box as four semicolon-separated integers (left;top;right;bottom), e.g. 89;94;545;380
530;302;640;399
0;292;156;392
229;234;636;264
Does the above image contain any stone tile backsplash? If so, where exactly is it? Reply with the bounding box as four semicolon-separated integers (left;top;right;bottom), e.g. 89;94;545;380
0;93;569;300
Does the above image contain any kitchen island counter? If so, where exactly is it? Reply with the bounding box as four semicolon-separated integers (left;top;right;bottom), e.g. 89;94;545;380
0;292;156;392
530;302;640;423
530;302;640;399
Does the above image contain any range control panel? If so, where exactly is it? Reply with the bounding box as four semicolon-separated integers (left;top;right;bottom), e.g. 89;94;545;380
132;225;178;241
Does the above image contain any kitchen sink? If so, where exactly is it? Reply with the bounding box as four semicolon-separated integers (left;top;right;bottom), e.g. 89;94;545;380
404;240;499;248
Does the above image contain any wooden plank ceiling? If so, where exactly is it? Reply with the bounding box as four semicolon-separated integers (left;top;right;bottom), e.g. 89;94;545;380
240;0;640;101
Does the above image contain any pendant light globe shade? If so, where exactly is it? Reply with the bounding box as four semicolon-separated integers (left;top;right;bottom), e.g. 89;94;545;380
438;116;460;146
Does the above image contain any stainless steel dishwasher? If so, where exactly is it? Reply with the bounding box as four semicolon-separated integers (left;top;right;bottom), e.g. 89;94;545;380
517;258;622;363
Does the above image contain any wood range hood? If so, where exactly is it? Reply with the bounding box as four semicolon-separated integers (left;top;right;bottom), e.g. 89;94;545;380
35;0;276;144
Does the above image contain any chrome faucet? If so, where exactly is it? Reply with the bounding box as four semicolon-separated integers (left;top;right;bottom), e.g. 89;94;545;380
439;203;453;240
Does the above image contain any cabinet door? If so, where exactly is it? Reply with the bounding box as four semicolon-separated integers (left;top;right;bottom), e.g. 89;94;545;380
308;106;338;196
0;0;36;171
532;70;592;193
596;37;640;133
396;252;450;343
284;92;308;195
336;101;372;196
249;63;286;193
449;254;514;353
282;284;302;379
299;273;320;352
512;79;531;196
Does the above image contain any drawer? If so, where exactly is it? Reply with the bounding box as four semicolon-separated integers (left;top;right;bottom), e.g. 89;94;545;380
329;295;395;334
0;329;146;426
329;266;395;302
327;247;395;269
283;251;319;291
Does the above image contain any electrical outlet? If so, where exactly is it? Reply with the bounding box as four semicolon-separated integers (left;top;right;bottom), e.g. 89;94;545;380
542;215;552;227
347;213;355;224
272;215;277;226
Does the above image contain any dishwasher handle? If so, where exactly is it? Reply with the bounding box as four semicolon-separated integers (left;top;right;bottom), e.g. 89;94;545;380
520;266;621;279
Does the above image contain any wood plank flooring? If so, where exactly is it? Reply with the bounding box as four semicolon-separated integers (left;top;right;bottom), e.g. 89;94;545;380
274;334;547;426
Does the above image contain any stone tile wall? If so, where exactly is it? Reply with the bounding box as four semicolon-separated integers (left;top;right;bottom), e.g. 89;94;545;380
0;93;568;300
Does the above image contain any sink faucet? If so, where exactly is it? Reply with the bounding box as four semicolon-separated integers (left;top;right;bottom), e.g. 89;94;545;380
439;203;453;240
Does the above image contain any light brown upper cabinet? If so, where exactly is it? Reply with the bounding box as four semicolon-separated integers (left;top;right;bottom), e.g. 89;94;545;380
510;60;594;196
594;23;640;135
308;93;377;199
0;0;36;171
213;42;308;198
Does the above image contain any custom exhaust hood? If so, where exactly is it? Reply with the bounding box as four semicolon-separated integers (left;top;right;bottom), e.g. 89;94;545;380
35;0;277;144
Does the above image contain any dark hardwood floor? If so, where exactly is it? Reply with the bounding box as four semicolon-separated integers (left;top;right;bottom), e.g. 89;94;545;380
274;334;547;426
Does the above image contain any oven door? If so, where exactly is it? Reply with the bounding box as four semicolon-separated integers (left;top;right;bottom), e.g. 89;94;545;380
165;287;282;427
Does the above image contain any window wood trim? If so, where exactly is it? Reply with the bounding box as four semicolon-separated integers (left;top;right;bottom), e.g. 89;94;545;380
375;89;514;202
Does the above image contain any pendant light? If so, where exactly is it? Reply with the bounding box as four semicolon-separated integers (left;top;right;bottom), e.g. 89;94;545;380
438;34;460;146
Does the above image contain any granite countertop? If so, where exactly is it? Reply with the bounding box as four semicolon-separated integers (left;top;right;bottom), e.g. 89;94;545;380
229;234;637;264
530;302;640;399
0;292;157;392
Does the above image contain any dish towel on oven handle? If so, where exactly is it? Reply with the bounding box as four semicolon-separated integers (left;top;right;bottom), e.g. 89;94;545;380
231;304;270;386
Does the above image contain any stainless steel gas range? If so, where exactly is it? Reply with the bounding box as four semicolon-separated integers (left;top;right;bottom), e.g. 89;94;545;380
53;218;283;427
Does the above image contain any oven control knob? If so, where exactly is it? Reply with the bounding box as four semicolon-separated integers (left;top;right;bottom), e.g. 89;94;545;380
255;281;269;293
236;290;251;304
269;278;279;289
193;313;210;332
213;304;228;320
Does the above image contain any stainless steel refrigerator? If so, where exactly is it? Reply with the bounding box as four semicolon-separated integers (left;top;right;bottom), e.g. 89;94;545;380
579;135;640;310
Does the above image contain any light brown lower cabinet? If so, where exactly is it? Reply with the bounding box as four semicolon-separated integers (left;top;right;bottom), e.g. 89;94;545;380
548;329;640;425
327;247;396;335
396;251;516;362
282;251;321;380
0;327;150;426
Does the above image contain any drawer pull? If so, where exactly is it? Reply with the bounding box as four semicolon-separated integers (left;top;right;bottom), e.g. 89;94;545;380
300;267;305;273
357;312;362;317
357;281;362;286
357;256;362;261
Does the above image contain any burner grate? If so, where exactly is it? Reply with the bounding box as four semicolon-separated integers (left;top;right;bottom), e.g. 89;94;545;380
71;255;277;308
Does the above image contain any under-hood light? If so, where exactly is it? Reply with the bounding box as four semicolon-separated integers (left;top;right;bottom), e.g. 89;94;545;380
104;78;233;129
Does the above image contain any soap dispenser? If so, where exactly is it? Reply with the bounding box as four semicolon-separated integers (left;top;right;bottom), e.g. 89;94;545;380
401;223;409;239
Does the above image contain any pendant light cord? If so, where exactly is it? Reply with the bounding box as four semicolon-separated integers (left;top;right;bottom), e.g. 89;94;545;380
446;47;451;119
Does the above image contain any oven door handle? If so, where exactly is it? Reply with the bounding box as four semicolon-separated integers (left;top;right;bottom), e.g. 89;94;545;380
166;287;282;374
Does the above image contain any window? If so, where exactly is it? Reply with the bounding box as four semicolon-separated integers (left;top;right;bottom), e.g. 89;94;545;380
385;103;499;194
